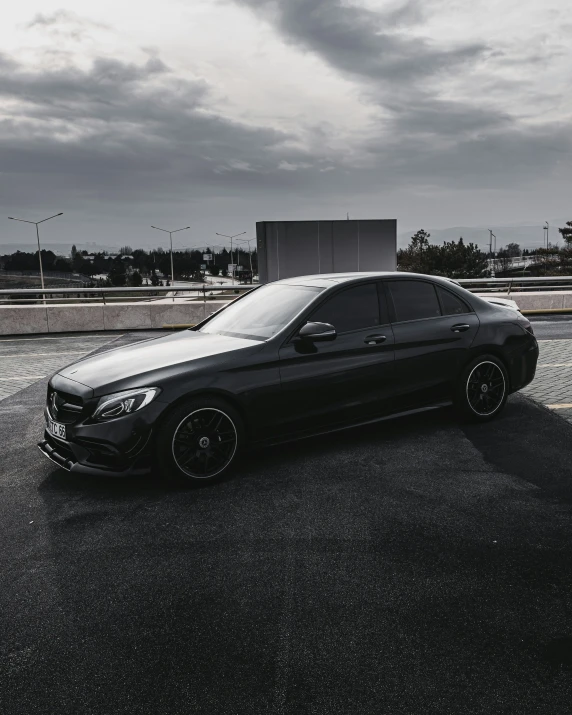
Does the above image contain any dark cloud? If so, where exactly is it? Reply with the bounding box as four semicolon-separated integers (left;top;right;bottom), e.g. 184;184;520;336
233;0;486;87
228;0;572;181
0;52;304;201
1;2;571;248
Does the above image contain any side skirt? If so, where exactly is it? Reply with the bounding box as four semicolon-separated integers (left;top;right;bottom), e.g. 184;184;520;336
250;401;453;450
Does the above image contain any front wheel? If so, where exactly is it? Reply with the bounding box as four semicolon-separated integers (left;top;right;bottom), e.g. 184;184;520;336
155;397;243;484
454;355;509;422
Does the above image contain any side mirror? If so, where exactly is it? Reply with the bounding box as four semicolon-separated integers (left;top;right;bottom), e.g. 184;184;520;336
298;321;336;342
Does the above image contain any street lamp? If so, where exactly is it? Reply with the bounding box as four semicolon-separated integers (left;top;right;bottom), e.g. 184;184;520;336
215;231;246;283
8;212;63;299
235;238;256;281
151;225;190;287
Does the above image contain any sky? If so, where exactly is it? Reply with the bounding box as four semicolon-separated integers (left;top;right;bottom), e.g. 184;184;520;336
1;0;571;251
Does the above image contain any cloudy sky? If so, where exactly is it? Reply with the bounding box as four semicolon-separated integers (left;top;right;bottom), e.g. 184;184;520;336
1;0;571;250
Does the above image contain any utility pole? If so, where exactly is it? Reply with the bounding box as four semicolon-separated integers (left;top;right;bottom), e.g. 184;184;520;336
8;212;63;304
236;238;256;282
544;221;549;250
488;229;496;277
150;225;190;287
215;232;246;283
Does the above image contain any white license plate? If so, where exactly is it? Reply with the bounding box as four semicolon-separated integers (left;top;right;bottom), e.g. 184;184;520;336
47;418;66;440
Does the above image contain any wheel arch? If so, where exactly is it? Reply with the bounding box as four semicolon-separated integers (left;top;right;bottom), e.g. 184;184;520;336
153;389;250;442
460;347;512;390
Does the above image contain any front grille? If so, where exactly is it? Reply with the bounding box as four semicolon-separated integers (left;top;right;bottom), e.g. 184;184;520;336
47;387;85;425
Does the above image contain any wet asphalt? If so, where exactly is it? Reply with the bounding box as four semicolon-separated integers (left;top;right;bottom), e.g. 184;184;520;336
2;329;572;714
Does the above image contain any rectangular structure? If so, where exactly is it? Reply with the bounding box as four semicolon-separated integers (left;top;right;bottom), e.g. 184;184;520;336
256;219;397;284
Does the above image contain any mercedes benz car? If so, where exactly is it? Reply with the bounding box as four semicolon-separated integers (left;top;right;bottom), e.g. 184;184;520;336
39;272;538;483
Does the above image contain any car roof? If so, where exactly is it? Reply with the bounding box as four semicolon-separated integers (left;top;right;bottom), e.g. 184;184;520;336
273;272;455;287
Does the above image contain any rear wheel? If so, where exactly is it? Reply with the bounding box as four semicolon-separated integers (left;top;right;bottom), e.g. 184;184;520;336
155;397;243;484
455;355;508;422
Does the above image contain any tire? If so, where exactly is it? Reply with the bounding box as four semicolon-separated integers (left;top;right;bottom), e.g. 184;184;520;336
155;396;244;484
454;354;509;422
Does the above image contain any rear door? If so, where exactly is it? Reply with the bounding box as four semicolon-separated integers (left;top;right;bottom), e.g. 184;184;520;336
277;282;396;435
385;279;479;407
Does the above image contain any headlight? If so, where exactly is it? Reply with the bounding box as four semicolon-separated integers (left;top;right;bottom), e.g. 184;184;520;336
92;387;160;421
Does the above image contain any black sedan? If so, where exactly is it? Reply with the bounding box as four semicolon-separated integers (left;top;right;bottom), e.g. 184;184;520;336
39;272;538;483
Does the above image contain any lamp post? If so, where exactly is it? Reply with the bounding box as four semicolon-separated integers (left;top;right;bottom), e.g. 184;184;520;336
236;238;256;281
215;231;246;283
151;225;190;287
8;212;63;303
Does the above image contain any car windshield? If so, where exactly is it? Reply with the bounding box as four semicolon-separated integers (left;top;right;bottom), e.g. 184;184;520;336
198;283;324;340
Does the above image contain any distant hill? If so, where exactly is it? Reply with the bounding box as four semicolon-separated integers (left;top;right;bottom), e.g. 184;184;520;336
398;218;570;252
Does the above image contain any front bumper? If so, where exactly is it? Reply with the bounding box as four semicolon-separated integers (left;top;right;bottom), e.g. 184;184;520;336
38;401;168;478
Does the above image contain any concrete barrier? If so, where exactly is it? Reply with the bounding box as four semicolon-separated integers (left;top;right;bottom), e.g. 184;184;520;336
2;291;572;336
0;300;229;336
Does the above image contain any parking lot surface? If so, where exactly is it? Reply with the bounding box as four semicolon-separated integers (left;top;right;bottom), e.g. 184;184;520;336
1;326;572;714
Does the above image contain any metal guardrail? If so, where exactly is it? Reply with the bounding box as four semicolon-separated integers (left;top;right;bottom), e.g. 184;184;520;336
457;277;572;295
2;276;572;305
0;284;255;305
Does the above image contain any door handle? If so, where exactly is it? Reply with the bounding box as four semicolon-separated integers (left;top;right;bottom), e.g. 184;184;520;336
451;324;471;333
364;335;387;345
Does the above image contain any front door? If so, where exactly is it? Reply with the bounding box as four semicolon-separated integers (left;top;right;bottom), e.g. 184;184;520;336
277;282;396;436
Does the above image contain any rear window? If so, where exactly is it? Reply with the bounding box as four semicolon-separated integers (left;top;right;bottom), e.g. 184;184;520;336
436;286;471;315
387;281;441;322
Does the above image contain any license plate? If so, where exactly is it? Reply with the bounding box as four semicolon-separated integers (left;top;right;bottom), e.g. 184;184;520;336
47;418;66;440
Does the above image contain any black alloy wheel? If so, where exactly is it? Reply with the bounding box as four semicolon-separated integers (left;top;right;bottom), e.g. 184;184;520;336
455;355;508;422
156;397;243;484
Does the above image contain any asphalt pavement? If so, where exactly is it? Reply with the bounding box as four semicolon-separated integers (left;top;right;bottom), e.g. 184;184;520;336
2;325;572;714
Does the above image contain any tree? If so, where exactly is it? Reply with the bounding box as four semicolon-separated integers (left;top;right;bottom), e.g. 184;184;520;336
119;245;134;256
129;270;143;287
505;242;521;257
71;244;78;260
397;229;432;273
398;232;488;278
210;265;220;277
108;256;127;286
410;229;431;251
558;221;572;246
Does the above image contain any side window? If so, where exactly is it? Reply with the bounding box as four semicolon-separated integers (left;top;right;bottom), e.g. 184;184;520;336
388;281;441;322
436;286;471;315
310;283;380;334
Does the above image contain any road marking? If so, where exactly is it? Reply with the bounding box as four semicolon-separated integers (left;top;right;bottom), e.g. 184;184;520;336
546;404;572;409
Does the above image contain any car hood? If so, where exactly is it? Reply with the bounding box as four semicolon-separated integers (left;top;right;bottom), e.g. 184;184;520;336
58;330;261;393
